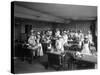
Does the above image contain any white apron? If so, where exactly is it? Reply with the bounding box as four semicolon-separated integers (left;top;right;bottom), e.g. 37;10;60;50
37;43;44;56
88;34;93;44
55;38;64;52
81;41;91;55
62;34;68;44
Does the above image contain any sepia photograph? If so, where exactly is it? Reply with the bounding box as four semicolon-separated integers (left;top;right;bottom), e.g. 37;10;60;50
11;1;97;74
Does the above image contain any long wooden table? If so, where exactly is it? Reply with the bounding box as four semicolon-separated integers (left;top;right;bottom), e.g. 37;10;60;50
47;50;97;70
74;54;97;63
47;50;97;64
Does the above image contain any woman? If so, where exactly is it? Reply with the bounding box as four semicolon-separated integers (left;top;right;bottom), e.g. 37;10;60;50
55;36;64;53
27;30;37;57
55;29;61;38
35;32;43;56
35;38;43;56
87;31;93;44
28;33;36;47
81;35;91;55
28;31;43;57
62;31;68;46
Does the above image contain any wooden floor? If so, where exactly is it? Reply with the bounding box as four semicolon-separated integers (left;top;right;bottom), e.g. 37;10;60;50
14;55;56;74
14;54;95;74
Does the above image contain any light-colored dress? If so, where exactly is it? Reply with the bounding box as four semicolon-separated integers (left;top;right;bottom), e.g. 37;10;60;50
81;41;91;55
28;35;36;56
62;34;68;44
77;33;84;48
88;34;93;44
55;38;64;52
37;43;43;56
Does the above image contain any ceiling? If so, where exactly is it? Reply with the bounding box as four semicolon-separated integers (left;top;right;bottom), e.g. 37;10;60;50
14;1;97;23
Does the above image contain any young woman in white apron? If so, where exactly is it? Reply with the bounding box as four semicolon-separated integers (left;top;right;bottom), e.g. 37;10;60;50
88;33;93;44
36;43;43;56
55;37;64;53
81;36;91;55
35;34;43;56
28;34;36;56
62;32;68;46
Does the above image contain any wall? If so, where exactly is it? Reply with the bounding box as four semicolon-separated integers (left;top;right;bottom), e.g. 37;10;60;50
66;20;92;34
14;23;21;41
14;17;93;41
14;17;56;41
52;20;92;34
